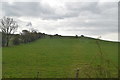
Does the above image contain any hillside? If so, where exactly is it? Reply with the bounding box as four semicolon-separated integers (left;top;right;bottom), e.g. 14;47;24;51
2;37;118;78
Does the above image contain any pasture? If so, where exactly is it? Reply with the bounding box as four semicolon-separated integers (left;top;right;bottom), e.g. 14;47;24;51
2;37;118;78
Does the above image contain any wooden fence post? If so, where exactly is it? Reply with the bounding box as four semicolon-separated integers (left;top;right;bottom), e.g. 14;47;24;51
36;72;39;80
76;68;80;79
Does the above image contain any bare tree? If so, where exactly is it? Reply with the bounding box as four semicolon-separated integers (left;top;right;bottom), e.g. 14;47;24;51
0;17;18;46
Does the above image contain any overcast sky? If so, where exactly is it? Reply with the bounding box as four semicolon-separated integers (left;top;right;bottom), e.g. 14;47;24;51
0;0;119;41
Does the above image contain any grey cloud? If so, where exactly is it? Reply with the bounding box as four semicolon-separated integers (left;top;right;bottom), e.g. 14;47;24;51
64;27;117;35
1;1;118;41
2;2;79;20
2;2;99;20
2;2;55;18
65;2;101;14
2;2;117;20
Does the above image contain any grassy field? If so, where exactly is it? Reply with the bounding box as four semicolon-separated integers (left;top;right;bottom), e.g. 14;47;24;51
2;37;118;78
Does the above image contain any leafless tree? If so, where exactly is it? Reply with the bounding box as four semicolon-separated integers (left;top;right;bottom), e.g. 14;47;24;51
0;16;18;46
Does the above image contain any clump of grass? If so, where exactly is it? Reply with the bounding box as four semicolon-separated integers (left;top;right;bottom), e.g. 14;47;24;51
75;38;118;78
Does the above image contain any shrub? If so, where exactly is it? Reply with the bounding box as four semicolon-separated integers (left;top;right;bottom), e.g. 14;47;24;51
13;36;20;45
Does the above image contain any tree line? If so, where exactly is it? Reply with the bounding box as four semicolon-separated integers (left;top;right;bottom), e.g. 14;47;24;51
0;17;85;47
0;17;48;47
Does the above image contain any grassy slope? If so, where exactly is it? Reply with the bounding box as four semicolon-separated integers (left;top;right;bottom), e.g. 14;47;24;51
2;37;118;78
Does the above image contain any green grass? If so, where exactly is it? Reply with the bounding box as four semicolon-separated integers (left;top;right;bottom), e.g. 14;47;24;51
2;37;118;78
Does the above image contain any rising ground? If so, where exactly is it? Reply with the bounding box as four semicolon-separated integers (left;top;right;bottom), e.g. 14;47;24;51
2;37;119;78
